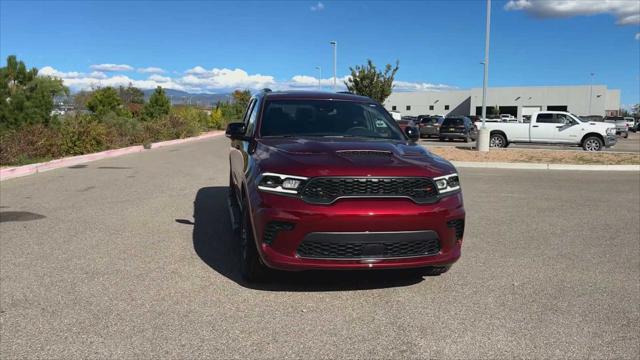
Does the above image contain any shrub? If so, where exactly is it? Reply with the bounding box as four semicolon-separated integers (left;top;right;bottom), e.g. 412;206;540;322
101;112;143;148
59;114;109;155
0;124;62;165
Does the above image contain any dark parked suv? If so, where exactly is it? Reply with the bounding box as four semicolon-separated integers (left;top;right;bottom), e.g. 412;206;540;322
226;91;465;281
439;116;478;142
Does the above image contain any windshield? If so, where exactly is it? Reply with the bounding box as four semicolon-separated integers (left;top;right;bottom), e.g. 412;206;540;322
260;100;404;140
443;118;464;126
568;113;584;123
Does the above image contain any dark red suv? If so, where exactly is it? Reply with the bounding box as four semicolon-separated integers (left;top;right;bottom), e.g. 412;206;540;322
226;91;465;281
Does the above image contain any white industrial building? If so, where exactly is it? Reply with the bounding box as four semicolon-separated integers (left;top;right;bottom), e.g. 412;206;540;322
384;85;621;119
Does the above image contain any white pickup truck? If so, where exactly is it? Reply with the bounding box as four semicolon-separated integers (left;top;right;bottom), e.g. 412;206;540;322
482;111;617;151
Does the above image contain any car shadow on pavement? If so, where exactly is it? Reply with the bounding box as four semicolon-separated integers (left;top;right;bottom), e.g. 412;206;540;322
192;186;425;291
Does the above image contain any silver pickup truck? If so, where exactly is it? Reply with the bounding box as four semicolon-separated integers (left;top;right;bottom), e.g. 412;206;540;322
482;111;617;151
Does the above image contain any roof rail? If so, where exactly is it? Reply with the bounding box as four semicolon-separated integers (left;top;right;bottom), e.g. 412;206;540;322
336;91;353;94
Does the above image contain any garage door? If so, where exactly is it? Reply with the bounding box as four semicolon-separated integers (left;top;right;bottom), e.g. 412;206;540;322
522;106;541;117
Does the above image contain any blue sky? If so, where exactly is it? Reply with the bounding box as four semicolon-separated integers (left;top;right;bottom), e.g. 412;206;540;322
1;0;639;106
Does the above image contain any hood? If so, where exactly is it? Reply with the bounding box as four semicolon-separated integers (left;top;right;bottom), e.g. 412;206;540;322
254;137;456;178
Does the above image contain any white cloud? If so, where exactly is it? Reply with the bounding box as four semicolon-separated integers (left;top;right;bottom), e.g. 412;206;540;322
288;75;349;89
39;66;186;92
310;2;325;12
392;81;456;92
40;64;456;95
89;71;107;79
138;67;165;74
148;74;171;82
636;32;640;40
89;63;134;72
505;0;640;25
181;66;276;90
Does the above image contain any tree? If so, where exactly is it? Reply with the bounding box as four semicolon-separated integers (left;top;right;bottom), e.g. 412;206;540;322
118;84;145;105
232;89;251;109
344;59;399;103
0;55;68;129
209;106;224;129
143;86;171;119
86;87;122;115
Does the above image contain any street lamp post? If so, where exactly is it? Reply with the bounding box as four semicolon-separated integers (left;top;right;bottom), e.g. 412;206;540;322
316;66;322;89
330;40;337;91
477;0;492;152
589;72;594;115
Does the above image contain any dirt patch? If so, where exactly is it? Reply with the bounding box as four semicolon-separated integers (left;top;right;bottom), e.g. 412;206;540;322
428;146;640;165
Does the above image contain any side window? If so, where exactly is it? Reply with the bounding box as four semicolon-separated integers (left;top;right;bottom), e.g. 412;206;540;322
536;113;554;123
555;114;571;124
244;100;259;135
392;105;397;111
429;105;434;110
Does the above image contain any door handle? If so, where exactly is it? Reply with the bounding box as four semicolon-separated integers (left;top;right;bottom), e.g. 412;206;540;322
532;125;539;128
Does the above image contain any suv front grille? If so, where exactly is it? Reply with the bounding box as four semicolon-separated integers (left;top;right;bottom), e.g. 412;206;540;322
299;177;438;204
297;238;440;259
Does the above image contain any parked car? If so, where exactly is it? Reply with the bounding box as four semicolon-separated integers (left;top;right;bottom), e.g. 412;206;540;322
389;111;402;121
603;116;629;138
500;114;517;122
419;116;445;138
396;119;417;132
439;116;478;142
580;115;603;123
226;90;465;281
623;117;636;133
483;111;616;151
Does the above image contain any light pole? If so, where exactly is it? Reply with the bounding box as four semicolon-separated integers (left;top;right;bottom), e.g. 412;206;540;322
589;72;594;115
316;66;322;89
477;0;492;152
330;40;337;91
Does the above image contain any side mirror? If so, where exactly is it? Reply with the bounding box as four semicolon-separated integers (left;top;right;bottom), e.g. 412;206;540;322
225;122;248;140
404;126;419;142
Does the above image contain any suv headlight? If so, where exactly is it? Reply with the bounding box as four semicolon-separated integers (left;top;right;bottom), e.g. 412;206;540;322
257;172;308;194
606;127;616;135
433;173;460;194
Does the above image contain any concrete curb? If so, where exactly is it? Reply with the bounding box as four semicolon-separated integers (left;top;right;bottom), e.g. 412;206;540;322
452;161;640;171
149;131;223;149
1;130;224;182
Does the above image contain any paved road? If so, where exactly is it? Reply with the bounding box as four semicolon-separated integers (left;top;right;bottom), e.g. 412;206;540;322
1;136;639;359
421;131;640;153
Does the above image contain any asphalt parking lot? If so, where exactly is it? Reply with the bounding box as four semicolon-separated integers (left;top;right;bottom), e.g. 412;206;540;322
1;136;639;359
420;131;640;153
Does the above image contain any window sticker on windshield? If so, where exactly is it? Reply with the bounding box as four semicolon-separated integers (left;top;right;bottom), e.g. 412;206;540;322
375;120;387;127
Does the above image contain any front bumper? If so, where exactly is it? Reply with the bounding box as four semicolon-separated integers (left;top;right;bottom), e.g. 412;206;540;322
605;134;618;147
247;189;465;271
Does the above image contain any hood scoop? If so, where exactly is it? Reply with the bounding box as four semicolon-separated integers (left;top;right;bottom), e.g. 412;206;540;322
335;150;393;158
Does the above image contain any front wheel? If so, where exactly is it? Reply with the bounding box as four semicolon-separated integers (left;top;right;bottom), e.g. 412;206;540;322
239;205;268;282
489;133;507;148
582;136;603;151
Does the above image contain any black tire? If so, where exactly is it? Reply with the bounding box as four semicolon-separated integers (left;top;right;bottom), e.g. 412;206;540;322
421;266;451;276
489;133;507;148
438;137;444;142
582;136;603;151
239;204;268;282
